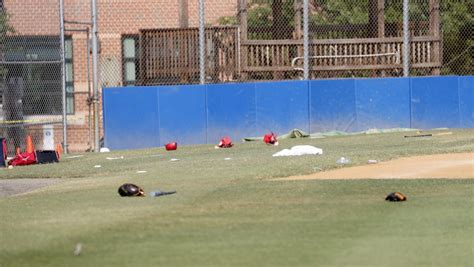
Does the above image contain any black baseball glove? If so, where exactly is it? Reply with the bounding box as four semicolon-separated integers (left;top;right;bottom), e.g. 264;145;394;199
385;192;407;201
118;183;145;197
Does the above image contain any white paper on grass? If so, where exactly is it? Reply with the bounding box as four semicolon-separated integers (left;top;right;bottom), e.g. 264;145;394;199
272;145;323;157
106;156;124;160
64;155;84;159
100;147;110;153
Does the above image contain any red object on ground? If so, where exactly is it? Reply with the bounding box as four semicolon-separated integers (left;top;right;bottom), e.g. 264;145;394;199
165;142;178;151
263;132;278;145
217;136;233;148
8;152;37;166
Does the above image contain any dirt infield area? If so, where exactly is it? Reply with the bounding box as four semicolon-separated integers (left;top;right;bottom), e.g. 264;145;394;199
277;153;474;181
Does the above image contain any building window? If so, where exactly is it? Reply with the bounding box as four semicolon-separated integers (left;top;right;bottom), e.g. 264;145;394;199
65;37;74;114
3;35;74;115
122;35;139;86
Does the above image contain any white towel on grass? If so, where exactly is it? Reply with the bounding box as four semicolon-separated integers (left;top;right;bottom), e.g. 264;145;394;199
272;145;323;157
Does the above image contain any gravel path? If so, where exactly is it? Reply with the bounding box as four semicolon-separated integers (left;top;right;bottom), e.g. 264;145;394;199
0;178;63;197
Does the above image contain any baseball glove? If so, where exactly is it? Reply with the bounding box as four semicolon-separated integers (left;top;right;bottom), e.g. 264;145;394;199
118;183;145;197
385;192;407;201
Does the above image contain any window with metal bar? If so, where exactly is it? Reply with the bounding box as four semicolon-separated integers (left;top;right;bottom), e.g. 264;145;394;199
2;35;74;115
65;37;74;114
121;35;139;86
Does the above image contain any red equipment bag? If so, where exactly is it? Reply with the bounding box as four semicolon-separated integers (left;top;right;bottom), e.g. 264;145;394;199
8;151;37;166
165;142;177;151
263;132;278;145
217;136;233;148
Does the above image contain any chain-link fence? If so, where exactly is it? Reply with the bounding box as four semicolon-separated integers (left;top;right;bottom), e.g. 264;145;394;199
229;0;472;80
0;1;66;154
0;0;472;153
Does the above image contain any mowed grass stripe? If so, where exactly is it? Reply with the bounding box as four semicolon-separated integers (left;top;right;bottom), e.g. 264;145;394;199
1;180;472;266
0;129;473;266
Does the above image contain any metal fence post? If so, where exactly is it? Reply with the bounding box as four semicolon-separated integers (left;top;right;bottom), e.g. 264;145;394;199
199;0;205;85
91;0;100;151
403;0;410;77
59;0;68;154
303;0;309;80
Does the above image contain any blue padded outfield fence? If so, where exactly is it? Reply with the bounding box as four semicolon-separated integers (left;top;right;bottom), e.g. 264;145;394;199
103;76;473;150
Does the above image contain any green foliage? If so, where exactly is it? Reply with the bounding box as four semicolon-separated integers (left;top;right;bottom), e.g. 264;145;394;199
0;9;14;49
0;12;13;37
248;3;273;27
311;0;369;24
218;16;238;26
384;1;403;23
219;1;295;29
246;1;294;27
222;0;472;74
440;1;473;74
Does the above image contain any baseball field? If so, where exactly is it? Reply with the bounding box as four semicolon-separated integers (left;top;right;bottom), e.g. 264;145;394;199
1;128;473;266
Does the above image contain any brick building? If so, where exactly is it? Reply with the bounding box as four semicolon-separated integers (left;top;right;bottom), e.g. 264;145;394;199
1;0;236;151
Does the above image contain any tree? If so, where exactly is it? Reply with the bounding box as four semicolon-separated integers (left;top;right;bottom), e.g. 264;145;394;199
0;5;17;149
220;0;472;74
385;0;472;74
0;5;14;78
219;0;295;39
440;1;473;75
310;0;369;24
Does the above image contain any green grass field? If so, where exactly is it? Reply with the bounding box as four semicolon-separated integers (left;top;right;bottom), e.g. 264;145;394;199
1;129;473;266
